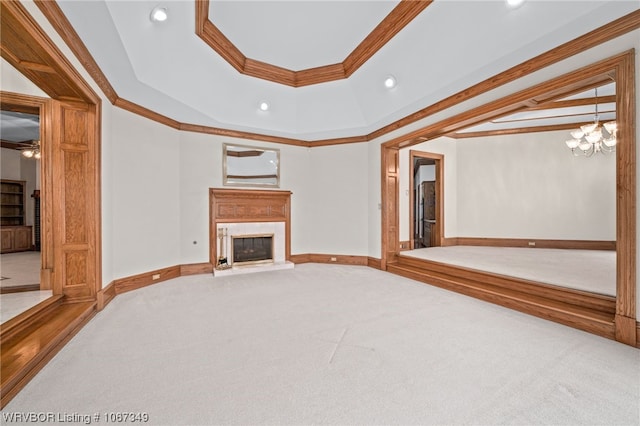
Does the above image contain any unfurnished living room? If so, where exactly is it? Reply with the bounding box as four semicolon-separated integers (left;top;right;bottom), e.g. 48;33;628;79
0;1;639;425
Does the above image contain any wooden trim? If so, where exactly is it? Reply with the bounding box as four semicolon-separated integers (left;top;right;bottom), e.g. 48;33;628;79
0;295;63;344
382;51;637;346
290;253;311;264
113;266;181;295
209;188;292;266
399;241;411;251
196;0;431;87
306;254;368;266
367;257;382;270
180;262;214;276
1;301;96;409
114;98;181;130
0;284;41;294
292;253;381;268
383;53;630;149
0;1;99;104
390;255;616;339
636;321;640;349
179;123;310;148
96;280;116;311
449;122;594;139
33;0;117;103
454;237;616;251
369;10;640;142
32;5;639;147
442;238;459;247
614;50;637;346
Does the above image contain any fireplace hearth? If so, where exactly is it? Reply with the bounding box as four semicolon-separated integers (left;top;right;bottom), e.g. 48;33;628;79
232;234;274;265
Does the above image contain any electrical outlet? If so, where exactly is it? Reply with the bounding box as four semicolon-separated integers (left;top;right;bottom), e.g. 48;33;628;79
152;274;161;280
528;241;536;247
330;257;337;262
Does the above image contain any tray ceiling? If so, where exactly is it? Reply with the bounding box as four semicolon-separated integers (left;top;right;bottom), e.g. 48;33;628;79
51;0;639;141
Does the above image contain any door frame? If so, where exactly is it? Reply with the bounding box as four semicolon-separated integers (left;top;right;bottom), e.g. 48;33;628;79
0;93;54;292
409;150;443;249
1;2;102;301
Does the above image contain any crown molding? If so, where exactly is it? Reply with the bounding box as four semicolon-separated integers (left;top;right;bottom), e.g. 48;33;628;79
31;2;640;147
195;0;432;87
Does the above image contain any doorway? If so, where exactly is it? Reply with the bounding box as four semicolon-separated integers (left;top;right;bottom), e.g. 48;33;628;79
409;150;443;250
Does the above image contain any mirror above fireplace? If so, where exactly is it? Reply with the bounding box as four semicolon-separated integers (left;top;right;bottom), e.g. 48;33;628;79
223;143;280;188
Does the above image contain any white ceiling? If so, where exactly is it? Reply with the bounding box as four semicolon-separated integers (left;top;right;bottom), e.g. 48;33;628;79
53;0;639;141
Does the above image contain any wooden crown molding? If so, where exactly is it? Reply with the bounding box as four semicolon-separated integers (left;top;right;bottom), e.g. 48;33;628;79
1;0;99;105
195;0;432;87
32;2;640;147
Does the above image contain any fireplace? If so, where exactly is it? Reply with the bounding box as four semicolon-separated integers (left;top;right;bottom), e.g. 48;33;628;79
232;234;274;266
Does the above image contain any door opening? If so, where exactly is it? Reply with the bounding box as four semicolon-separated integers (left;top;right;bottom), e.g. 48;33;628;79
409;150;443;250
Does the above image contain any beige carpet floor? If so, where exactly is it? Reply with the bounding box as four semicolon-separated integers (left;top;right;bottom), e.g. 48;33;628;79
2;264;638;425
402;246;616;296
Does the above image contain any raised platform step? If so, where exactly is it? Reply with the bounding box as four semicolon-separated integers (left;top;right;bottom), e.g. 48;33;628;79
1;295;64;344
388;257;615;340
1;301;96;408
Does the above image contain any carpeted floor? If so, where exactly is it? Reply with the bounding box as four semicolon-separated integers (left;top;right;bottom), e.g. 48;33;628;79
2;264;638;425
402;246;616;296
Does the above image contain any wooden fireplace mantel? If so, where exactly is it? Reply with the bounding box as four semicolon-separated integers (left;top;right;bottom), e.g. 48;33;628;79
209;188;292;265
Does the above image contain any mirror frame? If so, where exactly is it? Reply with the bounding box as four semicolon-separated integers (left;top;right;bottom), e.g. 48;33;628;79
223;143;280;188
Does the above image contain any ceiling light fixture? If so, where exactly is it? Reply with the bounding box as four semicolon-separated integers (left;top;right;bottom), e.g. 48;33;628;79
384;75;397;89
259;101;270;112
20;140;41;160
506;0;526;8
150;6;168;22
565;87;617;157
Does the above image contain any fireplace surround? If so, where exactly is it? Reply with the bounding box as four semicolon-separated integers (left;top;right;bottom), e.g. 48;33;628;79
210;188;293;276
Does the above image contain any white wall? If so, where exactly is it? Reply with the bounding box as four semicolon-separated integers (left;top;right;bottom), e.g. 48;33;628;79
306;143;370;255
456;131;615;240
108;107;181;278
399;137;458;241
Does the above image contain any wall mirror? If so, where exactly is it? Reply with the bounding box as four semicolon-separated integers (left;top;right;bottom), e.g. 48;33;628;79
223;143;280;187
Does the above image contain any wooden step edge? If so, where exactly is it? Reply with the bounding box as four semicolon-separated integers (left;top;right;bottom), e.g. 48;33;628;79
390;263;613;323
0;295;64;343
396;255;616;314
388;264;615;338
0;301;96;409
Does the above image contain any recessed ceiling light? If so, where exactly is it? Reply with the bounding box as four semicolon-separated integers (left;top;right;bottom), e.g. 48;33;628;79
384;75;397;89
259;101;270;111
150;6;168;22
506;0;525;8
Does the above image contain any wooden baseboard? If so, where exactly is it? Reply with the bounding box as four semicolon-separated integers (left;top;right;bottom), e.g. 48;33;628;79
97;281;116;311
114;265;181;295
180;262;214;276
367;257;382;270
636;322;640;349
0;284;41;294
615;315;637;346
389;255;617;341
290;254;311;263
454;237;616;251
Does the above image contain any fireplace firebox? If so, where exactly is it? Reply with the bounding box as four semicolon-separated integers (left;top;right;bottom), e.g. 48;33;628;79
232;234;274;265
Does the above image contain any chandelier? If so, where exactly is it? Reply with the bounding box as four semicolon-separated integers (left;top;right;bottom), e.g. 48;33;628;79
20;140;41;159
565;87;617;157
